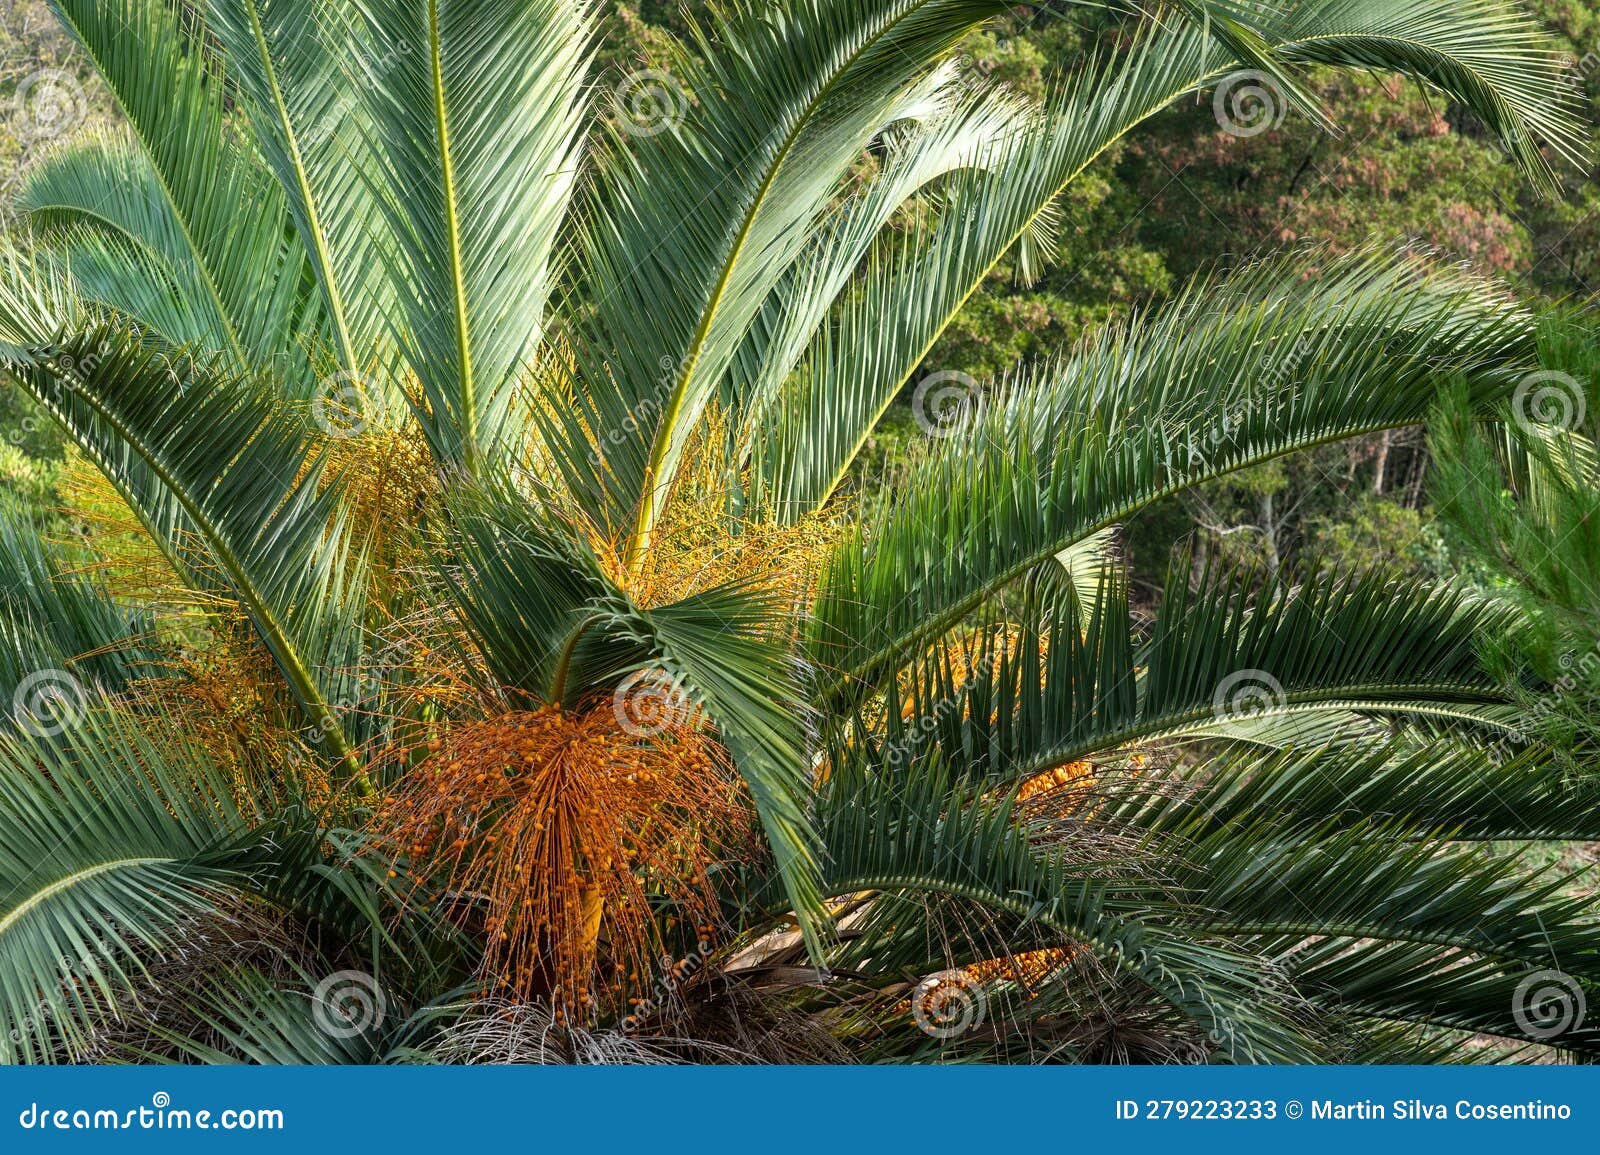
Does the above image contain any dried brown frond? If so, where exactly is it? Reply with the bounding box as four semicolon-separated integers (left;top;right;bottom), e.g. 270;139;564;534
377;706;757;1015
72;903;321;1064
421;997;766;1065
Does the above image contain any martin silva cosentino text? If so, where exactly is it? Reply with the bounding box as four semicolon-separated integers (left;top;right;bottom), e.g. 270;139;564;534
1313;1099;1572;1121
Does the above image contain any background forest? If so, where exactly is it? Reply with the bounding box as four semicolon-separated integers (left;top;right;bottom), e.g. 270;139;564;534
5;0;1598;596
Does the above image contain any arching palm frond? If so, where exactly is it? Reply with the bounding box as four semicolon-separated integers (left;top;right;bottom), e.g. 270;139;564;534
204;0;394;380
1108;741;1600;1053
869;561;1525;791
810;248;1534;708
330;0;593;471
0;706;270;1063
0;499;164;709
0;276;369;785
750;0;1582;519
43;0;312;376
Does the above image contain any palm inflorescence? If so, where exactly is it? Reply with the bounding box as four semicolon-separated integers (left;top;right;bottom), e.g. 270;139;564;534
0;0;1596;1064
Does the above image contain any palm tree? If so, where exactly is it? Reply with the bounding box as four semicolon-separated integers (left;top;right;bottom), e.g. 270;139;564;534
0;0;1595;1063
1433;308;1600;761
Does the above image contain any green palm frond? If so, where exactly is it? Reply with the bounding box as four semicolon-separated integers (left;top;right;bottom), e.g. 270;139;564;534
141;968;399;1065
783;759;1317;1061
0;706;271;1063
1433;309;1600;633
1120;745;1600;1055
744;23;1225;518
870;560;1523;790
723;68;1033;458
0;499;164;707
205;0;394;379
0;286;369;785
1111;740;1600;842
15;134;283;359
553;0;1020;561
1268;0;1588;192
334;0;593;471
749;0;1583;516
810;248;1535;708
44;0;311;372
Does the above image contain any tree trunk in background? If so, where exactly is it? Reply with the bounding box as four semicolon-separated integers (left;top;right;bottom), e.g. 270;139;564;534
1372;430;1392;496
